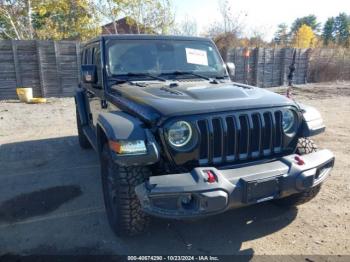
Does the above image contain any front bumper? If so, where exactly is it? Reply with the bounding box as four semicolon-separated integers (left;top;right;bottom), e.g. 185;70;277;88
135;149;335;219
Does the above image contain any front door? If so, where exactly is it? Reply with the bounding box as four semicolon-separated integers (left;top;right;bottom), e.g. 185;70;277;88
82;43;106;128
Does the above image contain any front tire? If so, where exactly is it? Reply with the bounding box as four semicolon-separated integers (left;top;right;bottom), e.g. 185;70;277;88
274;138;322;207
100;144;151;236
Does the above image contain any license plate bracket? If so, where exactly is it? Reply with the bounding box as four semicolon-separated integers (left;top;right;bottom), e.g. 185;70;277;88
242;176;281;203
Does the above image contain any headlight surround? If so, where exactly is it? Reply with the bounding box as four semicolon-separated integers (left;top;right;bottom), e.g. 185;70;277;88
166;121;193;148
282;109;297;134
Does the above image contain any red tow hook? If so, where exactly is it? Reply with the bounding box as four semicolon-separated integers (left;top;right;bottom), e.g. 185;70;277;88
295;155;305;165
205;170;217;183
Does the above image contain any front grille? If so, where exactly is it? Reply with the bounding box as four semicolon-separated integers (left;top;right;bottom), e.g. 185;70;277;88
196;109;284;165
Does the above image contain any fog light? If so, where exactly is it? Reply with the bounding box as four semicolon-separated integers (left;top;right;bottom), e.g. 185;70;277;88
109;140;147;155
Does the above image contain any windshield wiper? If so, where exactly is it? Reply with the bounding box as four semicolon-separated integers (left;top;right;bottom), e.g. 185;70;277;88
122;72;167;82
164;71;211;81
110;77;146;87
213;74;230;79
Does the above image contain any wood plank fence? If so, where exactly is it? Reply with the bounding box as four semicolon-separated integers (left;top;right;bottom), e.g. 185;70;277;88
227;48;311;87
1;40;350;100
0;40;80;100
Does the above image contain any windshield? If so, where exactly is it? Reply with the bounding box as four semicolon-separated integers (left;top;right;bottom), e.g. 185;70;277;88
106;39;227;79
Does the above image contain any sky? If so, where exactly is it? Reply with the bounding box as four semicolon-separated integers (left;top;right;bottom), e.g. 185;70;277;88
172;0;350;40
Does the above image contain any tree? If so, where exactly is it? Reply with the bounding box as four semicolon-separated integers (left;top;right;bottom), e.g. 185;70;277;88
293;24;316;48
322;17;336;46
92;0;125;34
290;15;320;34
206;0;244;38
334;12;350;47
34;0;100;40
274;23;289;46
179;15;197;36
249;26;268;47
0;0;35;39
205;0;246;58
124;0;175;34
213;32;239;60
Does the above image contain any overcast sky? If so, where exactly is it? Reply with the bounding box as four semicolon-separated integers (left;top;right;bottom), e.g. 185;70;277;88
173;0;350;40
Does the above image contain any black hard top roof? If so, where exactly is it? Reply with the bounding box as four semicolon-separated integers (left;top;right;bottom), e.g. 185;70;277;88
82;34;213;47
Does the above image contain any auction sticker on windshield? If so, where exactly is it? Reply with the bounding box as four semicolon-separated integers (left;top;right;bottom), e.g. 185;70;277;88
185;48;208;66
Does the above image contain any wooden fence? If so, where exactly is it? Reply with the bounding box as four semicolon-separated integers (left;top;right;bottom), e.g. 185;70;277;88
0;40;80;100
227;48;311;87
0;40;349;100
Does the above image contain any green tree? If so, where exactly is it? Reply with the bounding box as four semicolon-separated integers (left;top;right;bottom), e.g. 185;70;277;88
274;23;289;46
33;0;100;40
334;12;350;47
322;17;336;46
291;15;320;34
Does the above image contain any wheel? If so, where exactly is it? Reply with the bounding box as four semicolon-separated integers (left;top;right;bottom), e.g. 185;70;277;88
100;144;151;236
76;107;91;149
274;137;322;207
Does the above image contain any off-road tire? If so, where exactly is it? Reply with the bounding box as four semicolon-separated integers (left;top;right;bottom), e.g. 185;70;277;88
101;144;151;236
76;107;91;149
274;137;321;207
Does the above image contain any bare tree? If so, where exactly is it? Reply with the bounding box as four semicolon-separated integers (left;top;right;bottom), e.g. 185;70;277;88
249;26;268;47
124;0;175;34
178;15;197;36
205;0;245;38
0;0;35;39
90;0;125;34
202;0;246;59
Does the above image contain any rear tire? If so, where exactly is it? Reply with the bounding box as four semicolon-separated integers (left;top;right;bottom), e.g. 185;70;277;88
76;107;91;149
274;137;321;207
100;144;151;236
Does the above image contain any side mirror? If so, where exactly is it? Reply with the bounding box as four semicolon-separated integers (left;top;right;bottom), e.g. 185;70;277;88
81;65;97;84
226;62;235;80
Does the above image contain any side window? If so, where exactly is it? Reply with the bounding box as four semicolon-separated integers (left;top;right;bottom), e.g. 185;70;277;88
81;50;84;65
82;49;88;65
87;48;92;64
91;47;95;64
92;45;102;85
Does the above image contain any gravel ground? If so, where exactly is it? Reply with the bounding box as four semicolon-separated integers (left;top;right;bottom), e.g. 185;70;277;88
0;81;349;257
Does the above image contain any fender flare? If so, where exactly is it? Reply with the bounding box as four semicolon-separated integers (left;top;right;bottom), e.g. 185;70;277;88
74;88;89;125
96;111;160;166
298;103;326;137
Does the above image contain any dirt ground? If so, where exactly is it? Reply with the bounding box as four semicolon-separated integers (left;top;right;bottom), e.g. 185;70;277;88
0;81;349;257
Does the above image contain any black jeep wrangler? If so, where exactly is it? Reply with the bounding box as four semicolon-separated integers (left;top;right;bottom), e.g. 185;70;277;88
75;35;335;236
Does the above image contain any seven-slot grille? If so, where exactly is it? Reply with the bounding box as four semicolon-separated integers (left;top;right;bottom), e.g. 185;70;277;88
196;109;284;165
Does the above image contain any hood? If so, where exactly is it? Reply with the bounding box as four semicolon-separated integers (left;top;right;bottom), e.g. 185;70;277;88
111;81;296;122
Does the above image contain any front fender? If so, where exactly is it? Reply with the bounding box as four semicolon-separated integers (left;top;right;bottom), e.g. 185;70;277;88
97;111;159;167
298;103;326;137
74;88;89;125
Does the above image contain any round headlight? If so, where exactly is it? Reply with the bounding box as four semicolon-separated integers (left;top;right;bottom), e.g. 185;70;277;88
282;110;296;133
167;121;192;147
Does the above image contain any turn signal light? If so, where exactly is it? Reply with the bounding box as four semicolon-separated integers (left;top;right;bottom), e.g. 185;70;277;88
109;140;147;155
